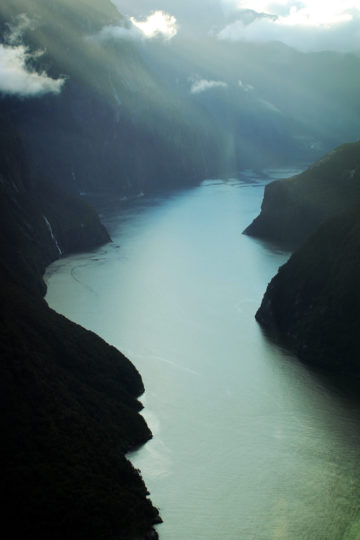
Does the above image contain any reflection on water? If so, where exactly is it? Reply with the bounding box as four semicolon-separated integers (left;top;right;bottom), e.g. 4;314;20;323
45;171;360;540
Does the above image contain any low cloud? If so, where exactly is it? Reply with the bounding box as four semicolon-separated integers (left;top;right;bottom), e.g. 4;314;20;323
0;43;65;97
131;11;178;39
6;13;35;45
218;1;360;52
238;80;254;91
97;24;142;41
97;10;178;42
190;78;228;94
0;14;65;98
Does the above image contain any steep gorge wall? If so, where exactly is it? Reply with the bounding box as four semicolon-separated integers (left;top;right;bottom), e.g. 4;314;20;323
256;203;360;375
0;120;161;539
244;141;360;248
249;142;360;375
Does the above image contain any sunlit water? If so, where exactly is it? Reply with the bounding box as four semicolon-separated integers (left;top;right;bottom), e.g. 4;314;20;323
45;170;360;540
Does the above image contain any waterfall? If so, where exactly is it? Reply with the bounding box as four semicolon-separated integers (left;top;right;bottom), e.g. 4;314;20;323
43;216;63;255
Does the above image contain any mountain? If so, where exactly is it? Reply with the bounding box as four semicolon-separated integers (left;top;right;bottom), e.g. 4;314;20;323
2;1;360;198
255;202;360;376
0;0;225;195
244;141;360;248
0;120;160;538
140;37;360;168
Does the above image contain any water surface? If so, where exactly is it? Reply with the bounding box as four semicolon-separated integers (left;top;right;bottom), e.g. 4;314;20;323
46;171;360;540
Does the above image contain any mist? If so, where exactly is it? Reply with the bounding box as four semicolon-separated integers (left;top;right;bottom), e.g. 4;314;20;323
0;0;359;194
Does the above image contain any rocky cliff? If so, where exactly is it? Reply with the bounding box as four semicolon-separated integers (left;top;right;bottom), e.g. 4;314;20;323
0;121;160;538
0;116;110;294
256;202;360;375
244;141;360;248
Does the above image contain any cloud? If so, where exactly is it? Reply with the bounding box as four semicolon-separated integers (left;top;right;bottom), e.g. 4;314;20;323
218;1;360;52
238;80;254;91
97;10;178;42
223;0;358;22
5;13;35;45
97;24;142;41
0;44;65;97
190;78;228;94
130;11;178;39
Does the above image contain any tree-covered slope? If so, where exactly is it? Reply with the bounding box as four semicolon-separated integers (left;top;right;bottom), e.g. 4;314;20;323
256;203;360;375
244;141;360;248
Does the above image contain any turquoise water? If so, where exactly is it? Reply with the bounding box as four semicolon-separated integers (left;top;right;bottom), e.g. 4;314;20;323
45;172;360;539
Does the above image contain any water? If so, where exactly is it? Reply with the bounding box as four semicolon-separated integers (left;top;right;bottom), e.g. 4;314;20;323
45;171;360;540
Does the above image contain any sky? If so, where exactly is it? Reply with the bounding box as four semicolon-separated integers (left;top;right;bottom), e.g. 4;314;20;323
111;0;360;52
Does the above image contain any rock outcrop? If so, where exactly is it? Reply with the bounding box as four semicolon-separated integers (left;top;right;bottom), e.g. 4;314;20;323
256;202;360;375
244;141;360;248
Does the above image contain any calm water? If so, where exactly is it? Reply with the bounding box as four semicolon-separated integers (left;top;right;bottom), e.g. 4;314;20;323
45;171;360;540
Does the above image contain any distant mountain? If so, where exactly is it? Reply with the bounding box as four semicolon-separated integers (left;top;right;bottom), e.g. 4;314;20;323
141;37;360;169
244;141;360;248
2;1;360;198
255;202;360;375
0;120;160;538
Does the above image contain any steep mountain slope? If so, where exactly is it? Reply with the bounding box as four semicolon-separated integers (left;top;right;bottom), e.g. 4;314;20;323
244;141;360;248
0;116;110;293
0;121;160;538
141;37;360;168
3;1;360;198
256;202;360;375
0;0;224;195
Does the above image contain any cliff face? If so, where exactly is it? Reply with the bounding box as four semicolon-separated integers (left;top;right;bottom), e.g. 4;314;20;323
256;203;360;375
244;141;360;248
0;119;110;294
0;123;160;538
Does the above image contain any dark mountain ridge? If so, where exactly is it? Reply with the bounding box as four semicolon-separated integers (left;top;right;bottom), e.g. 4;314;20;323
256;202;360;375
250;142;360;375
244;141;360;248
0;120;160;538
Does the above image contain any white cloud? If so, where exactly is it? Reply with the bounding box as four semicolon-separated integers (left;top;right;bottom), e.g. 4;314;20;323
190;78;228;94
238;80;254;91
224;0;359;22
0;44;65;97
97;10;178;42
130;11;178;39
219;1;360;51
